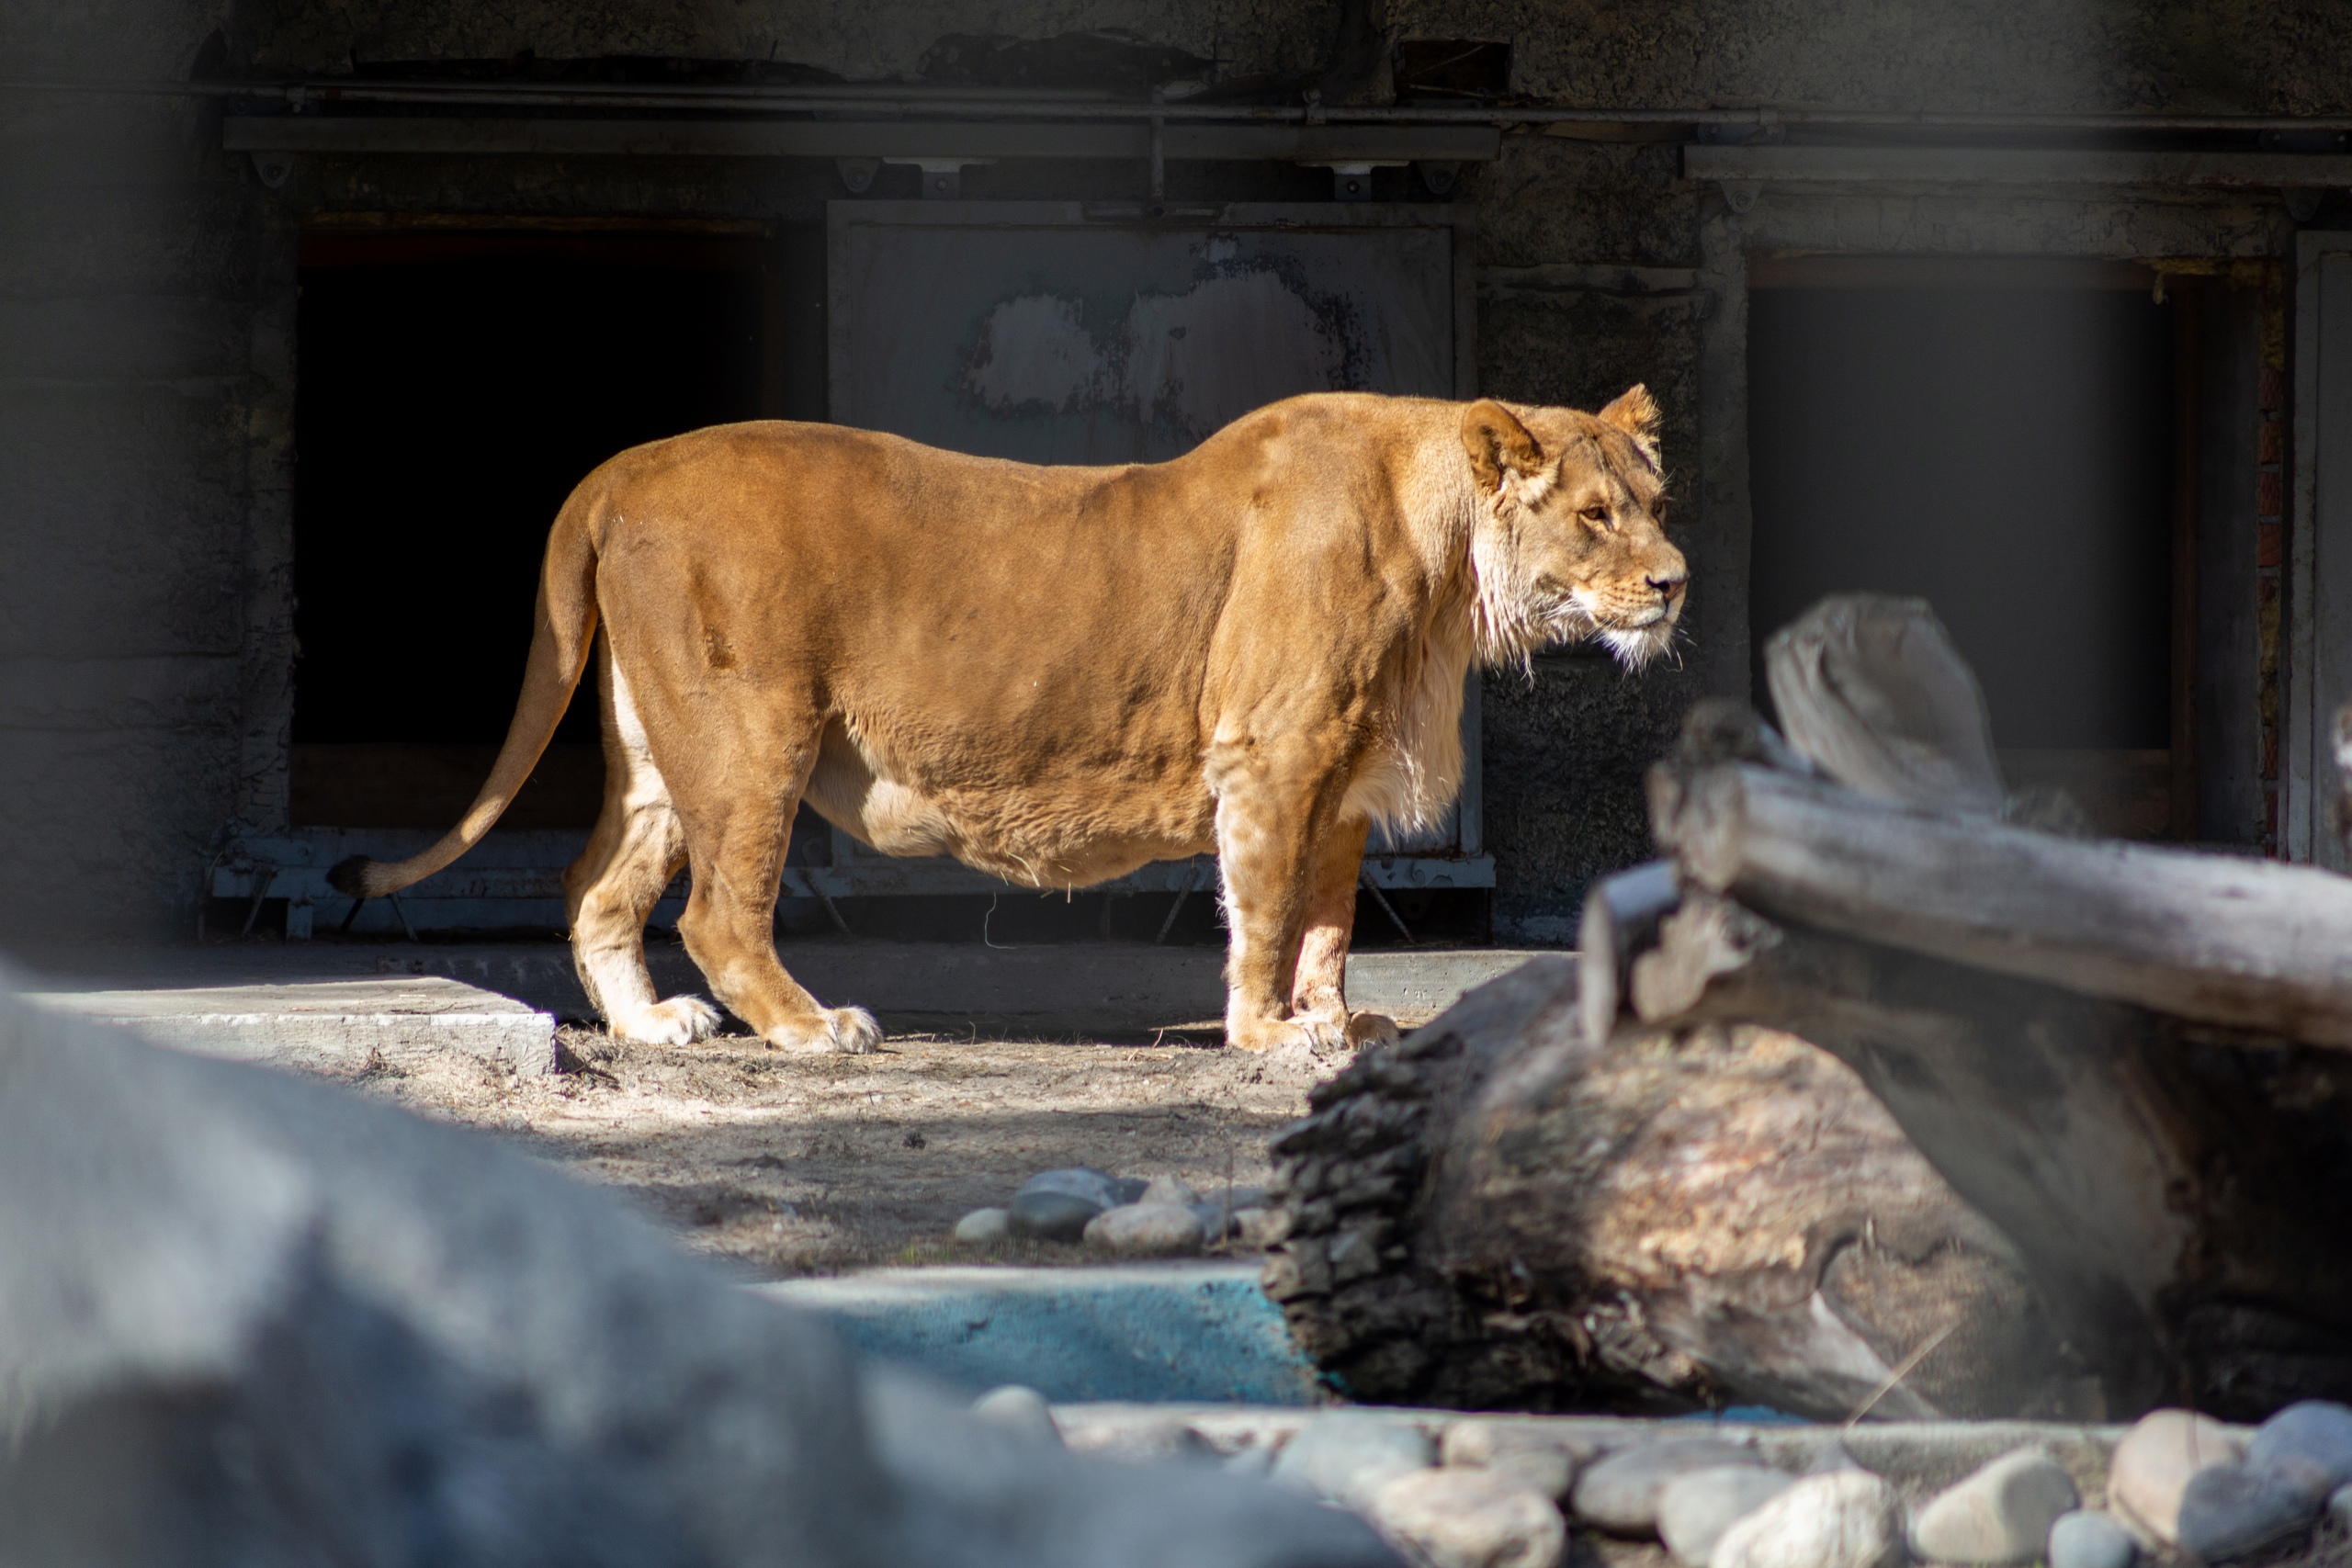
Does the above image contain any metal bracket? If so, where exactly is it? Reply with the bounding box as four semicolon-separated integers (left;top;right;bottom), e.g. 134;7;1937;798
1719;177;1762;214
1306;161;1404;201
882;157;998;198
835;156;880;194
1416;161;1460;196
250;151;292;188
2285;186;2329;221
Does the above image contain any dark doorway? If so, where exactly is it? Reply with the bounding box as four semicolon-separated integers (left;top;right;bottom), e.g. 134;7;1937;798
1748;257;2178;835
291;230;794;826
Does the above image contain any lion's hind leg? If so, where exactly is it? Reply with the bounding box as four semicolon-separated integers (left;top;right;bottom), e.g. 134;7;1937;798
564;649;721;1047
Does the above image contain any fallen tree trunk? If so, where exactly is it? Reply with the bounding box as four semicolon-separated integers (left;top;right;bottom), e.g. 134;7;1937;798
1261;961;2077;1420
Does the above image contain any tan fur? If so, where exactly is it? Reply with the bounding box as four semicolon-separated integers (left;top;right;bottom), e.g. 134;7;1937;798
331;389;1685;1054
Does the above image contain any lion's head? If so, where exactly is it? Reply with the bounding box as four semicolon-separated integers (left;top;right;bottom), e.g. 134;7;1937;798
1461;386;1687;670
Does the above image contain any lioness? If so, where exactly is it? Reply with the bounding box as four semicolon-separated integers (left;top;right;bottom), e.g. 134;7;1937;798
333;389;1685;1054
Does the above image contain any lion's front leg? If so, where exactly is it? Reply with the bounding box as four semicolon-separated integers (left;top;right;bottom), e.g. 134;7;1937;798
1287;816;1398;1049
1210;734;1356;1055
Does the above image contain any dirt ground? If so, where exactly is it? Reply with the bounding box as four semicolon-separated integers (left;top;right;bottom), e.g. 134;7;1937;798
330;1021;1340;1276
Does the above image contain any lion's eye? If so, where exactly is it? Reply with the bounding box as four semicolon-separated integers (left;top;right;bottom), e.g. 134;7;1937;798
1579;504;1611;526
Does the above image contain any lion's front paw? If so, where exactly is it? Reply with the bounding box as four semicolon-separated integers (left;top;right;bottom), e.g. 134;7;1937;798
763;1005;882;1055
608;995;722;1045
1227;1015;1349;1056
1347;1010;1401;1048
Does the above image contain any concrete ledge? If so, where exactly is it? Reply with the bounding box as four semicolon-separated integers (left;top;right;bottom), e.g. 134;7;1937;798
758;1262;1320;1405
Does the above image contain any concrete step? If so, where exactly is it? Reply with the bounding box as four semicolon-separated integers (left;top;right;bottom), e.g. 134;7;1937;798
761;1261;1318;1405
9;941;1541;1074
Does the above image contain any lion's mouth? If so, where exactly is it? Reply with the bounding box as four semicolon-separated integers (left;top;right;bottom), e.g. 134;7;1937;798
1553;589;1680;671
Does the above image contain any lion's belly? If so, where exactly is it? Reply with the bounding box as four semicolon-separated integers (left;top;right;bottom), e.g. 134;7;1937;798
801;720;1214;889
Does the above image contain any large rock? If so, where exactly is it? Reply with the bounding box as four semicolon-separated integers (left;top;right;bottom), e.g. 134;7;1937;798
1657;1465;1795;1567
0;981;1397;1568
1009;1168;1145;1243
1905;1447;2078;1564
1368;1466;1566;1568
1440;1421;1589;1502
2107;1410;2245;1544
1571;1437;1764;1535
1084;1202;1207;1258
1271;1413;1435;1509
2245;1401;2352;1495
1709;1470;1903;1568
2173;1464;2320;1562
2047;1511;2136;1568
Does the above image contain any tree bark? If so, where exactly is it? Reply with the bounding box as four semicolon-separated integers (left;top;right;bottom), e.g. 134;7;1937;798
1261;960;2076;1420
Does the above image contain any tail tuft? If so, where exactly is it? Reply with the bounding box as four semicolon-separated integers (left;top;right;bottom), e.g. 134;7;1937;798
326;855;379;898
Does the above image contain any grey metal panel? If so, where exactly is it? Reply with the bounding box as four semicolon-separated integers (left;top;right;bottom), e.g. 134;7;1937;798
221;115;1499;164
2290;238;2352;866
1687;145;2352;189
827;200;1477;861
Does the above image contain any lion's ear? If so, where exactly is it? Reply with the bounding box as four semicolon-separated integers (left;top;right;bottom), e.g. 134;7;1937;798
1598;383;1661;467
1462;400;1544;496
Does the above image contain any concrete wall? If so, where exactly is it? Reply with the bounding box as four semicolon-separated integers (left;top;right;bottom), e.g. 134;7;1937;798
6;0;2350;940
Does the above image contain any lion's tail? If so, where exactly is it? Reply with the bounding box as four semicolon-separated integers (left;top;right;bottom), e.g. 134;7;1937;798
326;485;603;903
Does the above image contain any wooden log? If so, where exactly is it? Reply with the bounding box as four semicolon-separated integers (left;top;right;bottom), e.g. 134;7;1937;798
1261;959;2076;1419
1598;879;2352;1418
1648;757;2352;1046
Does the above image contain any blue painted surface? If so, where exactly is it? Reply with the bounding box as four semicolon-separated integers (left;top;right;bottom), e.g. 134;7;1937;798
757;1262;1321;1405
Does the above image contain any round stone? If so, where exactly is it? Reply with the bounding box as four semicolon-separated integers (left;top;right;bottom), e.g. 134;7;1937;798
2108;1409;2245;1544
1571;1437;1765;1535
1006;1189;1106;1242
1370;1466;1566;1568
2247;1401;2352;1495
2048;1510;2138;1568
2174;1462;2320;1562
1270;1412;1435;1508
1905;1447;2079;1564
967;1383;1061;1446
953;1206;1009;1244
1709;1469;1902;1568
1140;1175;1201;1206
1657;1464;1794;1566
1441;1420;1589;1502
1082;1201;1206;1257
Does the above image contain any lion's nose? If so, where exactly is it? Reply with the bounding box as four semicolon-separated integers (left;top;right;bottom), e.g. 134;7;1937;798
1648;572;1686;600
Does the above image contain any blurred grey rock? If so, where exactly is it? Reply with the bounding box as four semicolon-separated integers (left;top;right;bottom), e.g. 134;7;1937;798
0;981;1401;1568
1709;1470;1902;1568
1083;1202;1206;1257
2048;1510;2137;1568
2327;1482;2352;1532
1572;1438;1763;1535
2247;1402;2352;1495
953;1206;1009;1244
1369;1466;1566;1568
1272;1413;1435;1508
1009;1168;1132;1242
968;1384;1060;1447
1440;1420;1587;1502
2108;1409;2245;1544
1141;1176;1201;1206
1905;1448;2078;1564
2174;1462;2319;1562
1658;1465;1794;1566
1069;1418;1219;1466
1233;1206;1283;1247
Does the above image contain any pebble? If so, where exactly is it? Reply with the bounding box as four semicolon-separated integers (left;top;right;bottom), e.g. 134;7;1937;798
1709;1469;1903;1568
2048;1510;2138;1568
1270;1412;1435;1509
2174;1462;2320;1562
2108;1410;2245;1543
2247;1401;2352;1495
967;1384;1061;1447
1657;1465;1794;1566
1082;1201;1207;1257
952;1206;1009;1244
1571;1437;1765;1535
1905;1447;2079;1564
1369;1466;1566;1568
1441;1420;1589;1502
1007;1168;1137;1242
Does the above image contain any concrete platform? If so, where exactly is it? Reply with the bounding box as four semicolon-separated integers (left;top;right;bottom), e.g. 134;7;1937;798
761;1261;1319;1404
6;940;1540;1077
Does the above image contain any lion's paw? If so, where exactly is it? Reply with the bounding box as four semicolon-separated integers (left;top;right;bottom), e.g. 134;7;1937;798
610;995;722;1046
764;1006;883;1055
1347;1010;1401;1048
1227;1015;1350;1057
